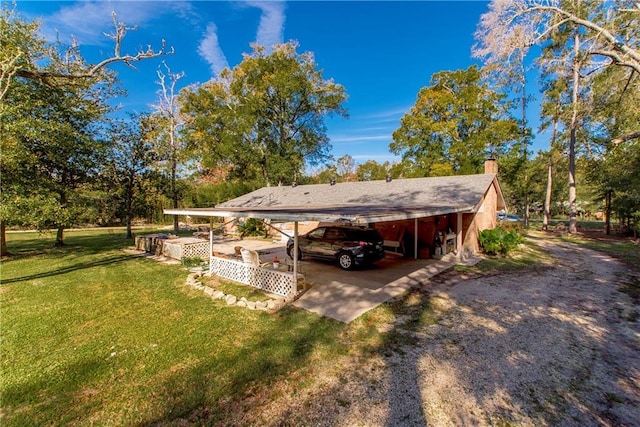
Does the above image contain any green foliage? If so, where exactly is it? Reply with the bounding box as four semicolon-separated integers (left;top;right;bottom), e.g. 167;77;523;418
355;160;391;181
0;5;115;245
180;42;348;186
478;226;524;256
181;256;204;267
390;65;521;176
185;179;262;207
237;218;266;237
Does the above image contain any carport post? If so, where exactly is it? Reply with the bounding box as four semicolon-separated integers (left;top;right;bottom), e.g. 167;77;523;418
292;221;299;296
414;218;418;259
209;218;214;276
456;213;463;256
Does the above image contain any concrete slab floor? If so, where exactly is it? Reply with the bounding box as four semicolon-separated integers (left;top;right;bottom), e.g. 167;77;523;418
210;238;481;323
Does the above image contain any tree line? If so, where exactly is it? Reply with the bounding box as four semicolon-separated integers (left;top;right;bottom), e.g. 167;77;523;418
2;1;638;257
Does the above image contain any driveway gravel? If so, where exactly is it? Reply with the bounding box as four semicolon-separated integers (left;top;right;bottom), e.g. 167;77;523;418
228;236;640;426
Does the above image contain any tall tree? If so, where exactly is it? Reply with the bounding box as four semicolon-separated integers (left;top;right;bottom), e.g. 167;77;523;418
587;63;640;234
355;160;391;181
2;55;113;246
390;66;520;176
0;5;170;254
104;114;156;238
476;0;640;233
180;42;348;187
474;14;534;226
336;154;355;181
151;62;186;233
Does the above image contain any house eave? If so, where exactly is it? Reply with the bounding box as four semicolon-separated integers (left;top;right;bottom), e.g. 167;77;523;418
163;205;476;224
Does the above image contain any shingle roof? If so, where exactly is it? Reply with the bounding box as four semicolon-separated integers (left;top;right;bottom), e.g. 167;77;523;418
165;173;505;223
218;173;502;210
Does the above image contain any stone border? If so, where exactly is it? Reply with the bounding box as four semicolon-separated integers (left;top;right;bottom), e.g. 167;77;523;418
185;272;289;312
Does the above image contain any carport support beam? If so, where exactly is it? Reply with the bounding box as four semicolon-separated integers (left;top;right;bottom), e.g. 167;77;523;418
292;221;299;296
209;219;214;276
456;213;463;257
414;218;418;259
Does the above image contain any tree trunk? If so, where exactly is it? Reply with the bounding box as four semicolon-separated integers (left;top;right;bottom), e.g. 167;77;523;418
55;190;67;246
1;221;9;257
568;32;580;234
605;189;611;235
55;226;65;247
524;193;530;228
543;111;559;232
172;155;178;234
520;57;530;229
542;162;553;231
125;174;134;239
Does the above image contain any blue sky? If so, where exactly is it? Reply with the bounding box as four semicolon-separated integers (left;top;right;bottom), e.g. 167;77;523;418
19;1;547;168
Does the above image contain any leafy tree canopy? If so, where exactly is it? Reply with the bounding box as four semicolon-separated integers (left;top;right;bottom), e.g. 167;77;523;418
180;42;348;186
390;66;520;176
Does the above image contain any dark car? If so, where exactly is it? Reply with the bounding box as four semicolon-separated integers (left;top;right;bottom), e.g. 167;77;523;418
287;225;385;270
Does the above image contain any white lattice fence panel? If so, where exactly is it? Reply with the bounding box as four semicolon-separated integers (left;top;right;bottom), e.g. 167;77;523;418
183;242;209;260
210;257;295;297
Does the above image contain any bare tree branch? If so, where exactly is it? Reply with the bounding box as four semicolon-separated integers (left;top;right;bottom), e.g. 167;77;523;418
522;4;640;75
10;12;172;86
612;131;640;145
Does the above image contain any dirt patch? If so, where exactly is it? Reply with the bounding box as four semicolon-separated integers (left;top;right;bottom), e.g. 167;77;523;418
230;236;640;426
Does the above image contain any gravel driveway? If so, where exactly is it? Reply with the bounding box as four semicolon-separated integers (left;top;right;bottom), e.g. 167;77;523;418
233;236;640;426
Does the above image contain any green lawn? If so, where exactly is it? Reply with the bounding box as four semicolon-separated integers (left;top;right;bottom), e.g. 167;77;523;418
1;230;350;425
3;227;635;425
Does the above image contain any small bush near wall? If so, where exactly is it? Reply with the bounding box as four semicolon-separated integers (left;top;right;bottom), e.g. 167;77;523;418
479;227;524;256
238;218;267;237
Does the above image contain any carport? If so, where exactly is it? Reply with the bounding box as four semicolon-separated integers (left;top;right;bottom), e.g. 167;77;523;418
164;205;479;322
164;165;504;320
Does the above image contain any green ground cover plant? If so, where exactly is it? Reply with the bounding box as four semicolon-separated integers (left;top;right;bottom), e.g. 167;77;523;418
1;229;347;426
458;237;553;274
478;226;524;256
5;226;629;425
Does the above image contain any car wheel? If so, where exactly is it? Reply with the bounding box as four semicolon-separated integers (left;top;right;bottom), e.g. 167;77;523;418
337;252;355;270
287;246;302;260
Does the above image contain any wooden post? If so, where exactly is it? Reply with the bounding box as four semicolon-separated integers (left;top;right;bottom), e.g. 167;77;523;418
209;218;214;276
456;213;463;255
292;221;299;295
414;218;418;259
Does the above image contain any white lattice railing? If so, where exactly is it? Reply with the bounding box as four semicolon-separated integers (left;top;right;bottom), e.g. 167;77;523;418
182;242;210;260
210;256;300;297
162;239;209;261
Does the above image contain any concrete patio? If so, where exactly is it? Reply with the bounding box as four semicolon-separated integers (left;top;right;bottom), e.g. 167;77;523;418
210;237;481;323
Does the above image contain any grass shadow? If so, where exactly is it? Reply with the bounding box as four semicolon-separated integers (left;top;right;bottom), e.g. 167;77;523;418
1;254;138;284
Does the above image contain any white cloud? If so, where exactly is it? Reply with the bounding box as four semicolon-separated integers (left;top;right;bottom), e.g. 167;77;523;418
198;22;229;76
246;1;286;48
330;134;391;144
36;1;195;46
361;106;410;121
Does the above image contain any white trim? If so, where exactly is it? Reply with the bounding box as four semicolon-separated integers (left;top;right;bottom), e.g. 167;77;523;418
163;206;475;224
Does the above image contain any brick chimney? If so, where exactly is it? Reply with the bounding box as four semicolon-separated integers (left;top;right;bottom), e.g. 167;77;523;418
484;158;498;175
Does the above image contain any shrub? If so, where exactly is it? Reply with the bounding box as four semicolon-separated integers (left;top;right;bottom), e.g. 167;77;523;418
237;218;267;237
182;256;204;267
478;227;524;256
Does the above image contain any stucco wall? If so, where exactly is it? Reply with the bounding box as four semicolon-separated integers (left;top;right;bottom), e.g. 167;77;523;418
460;182;499;253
